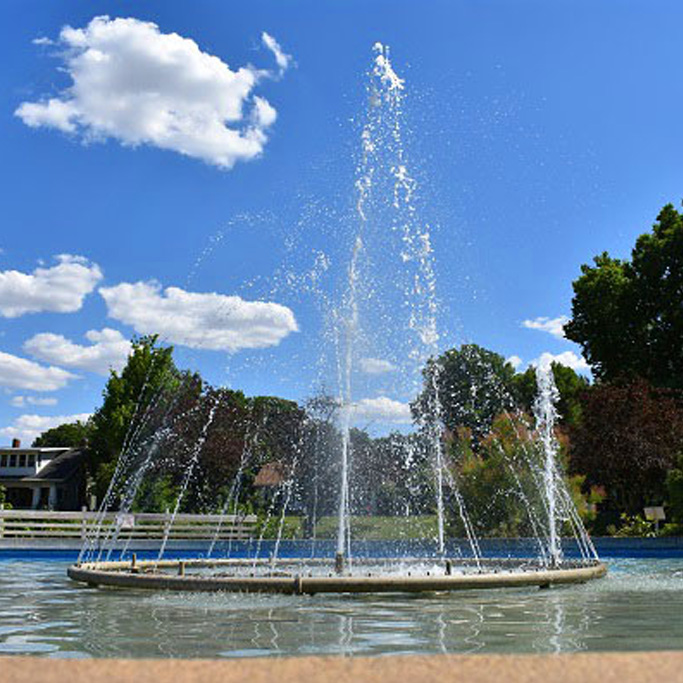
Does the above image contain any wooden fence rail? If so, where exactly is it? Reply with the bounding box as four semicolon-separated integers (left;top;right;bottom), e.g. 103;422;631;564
0;508;257;541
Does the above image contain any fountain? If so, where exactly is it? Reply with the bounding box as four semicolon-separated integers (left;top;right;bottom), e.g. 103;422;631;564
68;44;606;594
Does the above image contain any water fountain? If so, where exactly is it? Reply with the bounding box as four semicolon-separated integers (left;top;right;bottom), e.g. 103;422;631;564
68;44;606;594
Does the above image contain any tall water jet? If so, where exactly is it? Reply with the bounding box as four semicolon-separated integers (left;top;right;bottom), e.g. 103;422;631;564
333;42;466;558
333;43;404;565
533;361;563;567
335;237;362;569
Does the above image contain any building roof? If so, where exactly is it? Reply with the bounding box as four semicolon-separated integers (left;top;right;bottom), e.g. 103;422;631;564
254;461;288;487
33;449;86;482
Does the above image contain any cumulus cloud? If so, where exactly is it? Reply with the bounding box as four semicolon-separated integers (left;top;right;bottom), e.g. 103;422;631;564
0;255;102;318
0;413;91;445
24;328;131;376
100;281;298;352
10;396;58;408
359;357;397;375
0;351;77;391
521;315;569;340
531;351;589;372
262;32;291;74
506;355;523;370
352;396;412;424
16;16;289;169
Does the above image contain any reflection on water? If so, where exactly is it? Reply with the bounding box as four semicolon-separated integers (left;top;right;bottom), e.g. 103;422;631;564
0;558;681;658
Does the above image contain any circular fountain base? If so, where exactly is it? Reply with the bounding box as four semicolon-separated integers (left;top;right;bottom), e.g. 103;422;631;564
67;557;607;594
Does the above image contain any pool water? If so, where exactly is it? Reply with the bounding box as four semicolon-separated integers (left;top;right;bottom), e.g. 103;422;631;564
0;555;681;658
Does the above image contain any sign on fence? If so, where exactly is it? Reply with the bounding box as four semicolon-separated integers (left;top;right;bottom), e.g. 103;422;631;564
116;513;135;529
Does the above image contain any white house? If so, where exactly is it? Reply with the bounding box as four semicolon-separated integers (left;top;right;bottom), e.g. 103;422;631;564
0;439;87;510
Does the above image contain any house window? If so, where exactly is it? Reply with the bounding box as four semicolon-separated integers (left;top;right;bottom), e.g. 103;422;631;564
19;454;27;468
0;454;7;467
28;455;36;468
9;454;16;467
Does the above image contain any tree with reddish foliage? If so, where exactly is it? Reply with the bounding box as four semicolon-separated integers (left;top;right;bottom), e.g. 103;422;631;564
570;379;683;515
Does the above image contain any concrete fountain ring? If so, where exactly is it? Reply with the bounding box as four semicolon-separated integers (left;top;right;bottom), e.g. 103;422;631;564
68;557;607;594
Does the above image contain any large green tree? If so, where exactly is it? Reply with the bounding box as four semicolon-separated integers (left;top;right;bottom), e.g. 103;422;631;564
412;344;517;441
513;362;589;427
32;420;92;448
565;203;683;388
89;336;188;500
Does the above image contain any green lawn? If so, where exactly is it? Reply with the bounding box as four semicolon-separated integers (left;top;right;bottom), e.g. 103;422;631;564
259;514;439;540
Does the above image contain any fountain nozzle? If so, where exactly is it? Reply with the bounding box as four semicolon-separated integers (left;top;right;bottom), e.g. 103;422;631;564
335;552;345;575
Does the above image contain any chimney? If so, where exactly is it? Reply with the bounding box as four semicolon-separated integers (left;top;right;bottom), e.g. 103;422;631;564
11;438;20;449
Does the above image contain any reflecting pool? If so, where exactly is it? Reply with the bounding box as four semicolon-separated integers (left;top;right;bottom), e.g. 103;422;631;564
0;555;681;658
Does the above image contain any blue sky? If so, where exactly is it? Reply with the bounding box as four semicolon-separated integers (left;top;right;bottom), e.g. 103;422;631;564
1;0;682;443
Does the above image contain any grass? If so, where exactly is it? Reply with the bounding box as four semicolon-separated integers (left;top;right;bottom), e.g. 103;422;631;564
258;514;439;540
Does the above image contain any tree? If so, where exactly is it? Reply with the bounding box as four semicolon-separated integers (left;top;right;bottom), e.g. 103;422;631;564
32;420;92;448
570;378;683;515
665;454;683;525
351;431;433;516
513;362;589;427
88;336;187;501
140;385;251;513
565;203;683;388
412;344;517;441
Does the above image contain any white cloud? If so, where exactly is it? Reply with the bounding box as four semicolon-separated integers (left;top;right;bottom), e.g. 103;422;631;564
0;413;91;446
352;396;412;424
262;32;291;74
0;352;77;392
10;396;58;408
16;16;289;169
0;255;102;318
532;351;589;373
24;328;131;376
521;315;569;340
100;281;298;352
359;357;397;375
506;355;523;370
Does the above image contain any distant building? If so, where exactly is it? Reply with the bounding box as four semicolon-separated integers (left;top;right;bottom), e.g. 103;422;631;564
253;461;288;488
0;439;87;510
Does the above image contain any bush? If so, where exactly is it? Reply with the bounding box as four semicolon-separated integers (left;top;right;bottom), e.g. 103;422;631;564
665;454;683;524
608;513;657;538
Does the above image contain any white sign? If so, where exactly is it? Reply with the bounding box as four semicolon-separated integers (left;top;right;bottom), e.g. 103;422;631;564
116;513;135;529
643;506;666;521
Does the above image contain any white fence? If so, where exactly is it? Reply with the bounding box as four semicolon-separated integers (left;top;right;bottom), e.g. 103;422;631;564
0;508;257;542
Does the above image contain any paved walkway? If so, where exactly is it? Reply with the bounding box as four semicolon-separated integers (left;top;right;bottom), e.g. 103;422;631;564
2;652;683;683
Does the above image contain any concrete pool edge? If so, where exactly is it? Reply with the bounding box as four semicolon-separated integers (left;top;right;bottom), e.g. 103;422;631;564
1;652;683;683
66;558;607;594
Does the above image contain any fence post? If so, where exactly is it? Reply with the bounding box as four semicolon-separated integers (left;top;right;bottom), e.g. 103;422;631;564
164;508;171;540
81;505;87;540
0;504;4;539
